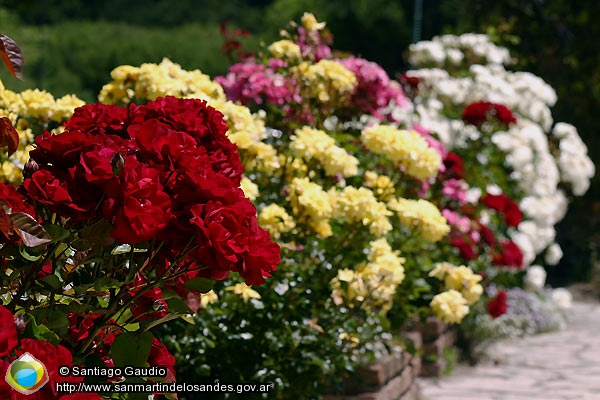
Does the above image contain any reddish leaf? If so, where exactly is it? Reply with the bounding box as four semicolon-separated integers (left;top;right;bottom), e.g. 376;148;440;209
0;117;19;156
221;41;241;52
0;33;24;80
0;208;12;238
219;19;230;37
186;292;201;314
232;28;251;38
10;212;52;247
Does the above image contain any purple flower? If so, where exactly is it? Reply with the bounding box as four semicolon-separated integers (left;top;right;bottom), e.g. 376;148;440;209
442;179;468;204
216;60;297;106
442;209;471;233
338;57;410;121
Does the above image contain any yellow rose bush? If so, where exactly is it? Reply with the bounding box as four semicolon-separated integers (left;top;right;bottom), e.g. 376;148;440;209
0;81;85;184
142;14;481;396
1;15;582;399
11;12;530;398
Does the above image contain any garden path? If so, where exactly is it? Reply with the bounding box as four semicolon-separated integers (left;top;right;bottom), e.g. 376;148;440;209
418;300;600;400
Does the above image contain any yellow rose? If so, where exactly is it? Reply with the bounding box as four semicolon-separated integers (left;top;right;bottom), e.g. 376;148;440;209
301;12;326;32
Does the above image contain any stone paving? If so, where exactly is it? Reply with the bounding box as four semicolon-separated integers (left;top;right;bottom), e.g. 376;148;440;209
418;301;600;400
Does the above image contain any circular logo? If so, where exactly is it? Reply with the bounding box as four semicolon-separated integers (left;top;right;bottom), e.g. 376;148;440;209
5;352;49;395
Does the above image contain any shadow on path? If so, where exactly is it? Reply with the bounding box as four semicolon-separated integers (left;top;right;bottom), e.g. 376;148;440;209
418;301;600;400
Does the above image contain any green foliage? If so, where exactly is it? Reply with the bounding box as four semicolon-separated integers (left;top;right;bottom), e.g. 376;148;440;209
442;345;457;375
111;332;153;367
160;244;393;399
0;9;253;102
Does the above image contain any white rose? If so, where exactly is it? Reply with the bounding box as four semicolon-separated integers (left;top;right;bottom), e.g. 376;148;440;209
545;243;563;266
551;288;572;310
524;265;547;291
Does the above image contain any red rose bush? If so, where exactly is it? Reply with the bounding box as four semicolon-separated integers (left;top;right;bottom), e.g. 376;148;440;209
0;96;280;399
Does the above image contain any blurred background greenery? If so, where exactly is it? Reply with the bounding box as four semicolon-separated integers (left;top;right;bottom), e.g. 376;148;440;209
0;0;597;284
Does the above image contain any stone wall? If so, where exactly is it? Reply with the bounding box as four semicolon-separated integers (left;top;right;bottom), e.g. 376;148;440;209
323;331;422;400
419;317;457;377
322;316;459;399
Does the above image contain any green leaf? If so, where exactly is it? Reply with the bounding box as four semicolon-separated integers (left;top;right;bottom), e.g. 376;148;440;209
113;308;133;326
54;243;68;258
110;331;153;367
179;314;196;325
166;297;193;314
111;244;131;255
29;307;69;336
66;302;89;314
39;274;62;290
123;322;140;332
111;244;147;255
19;244;42;261
184;277;215;293
94;277;121;292
73;283;94;296
160;287;185;300
79;220;115;246
28;319;61;345
44;224;71;243
141;313;181;331
97;296;109;308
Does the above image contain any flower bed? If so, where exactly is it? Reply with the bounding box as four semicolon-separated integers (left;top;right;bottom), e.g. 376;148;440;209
323;331;422;400
0;13;594;400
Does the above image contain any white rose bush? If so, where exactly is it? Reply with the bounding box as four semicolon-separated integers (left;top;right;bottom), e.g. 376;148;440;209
401;33;592;355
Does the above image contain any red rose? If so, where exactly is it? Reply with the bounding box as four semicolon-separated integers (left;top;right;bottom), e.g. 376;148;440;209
479;223;496;246
0;183;35;215
0;305;18;357
147;337;176;382
130;287;168;322
242;224;281;285
64;102;131;138
106;160;172;244
132;96;243;184
494;104;517;125
79;147;120;185
449;235;477;260
34;263;53;281
487;290;508;318
443;152;465;179
22;170;84;213
462;101;516;127
400;73;420;91
30;130;92;167
17;338;82;399
189;189;280;285
481;193;508;212
130;119;198;165
503;205;522;227
191;198;254;271
68;313;102;342
481;193;522;227
493;240;524;268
